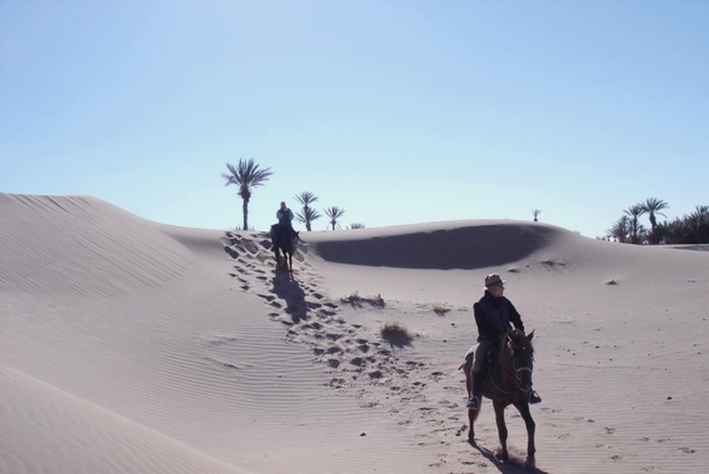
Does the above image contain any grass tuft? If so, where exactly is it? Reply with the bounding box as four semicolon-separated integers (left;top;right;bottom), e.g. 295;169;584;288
432;304;450;316
380;321;413;347
341;292;385;308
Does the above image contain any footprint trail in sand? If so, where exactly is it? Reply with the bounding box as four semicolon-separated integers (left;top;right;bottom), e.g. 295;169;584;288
221;231;546;472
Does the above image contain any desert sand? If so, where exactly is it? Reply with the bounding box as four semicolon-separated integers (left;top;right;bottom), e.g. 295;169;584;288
2;193;708;474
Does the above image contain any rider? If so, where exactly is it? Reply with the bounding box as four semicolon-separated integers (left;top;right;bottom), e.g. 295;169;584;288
276;201;296;241
466;273;542;410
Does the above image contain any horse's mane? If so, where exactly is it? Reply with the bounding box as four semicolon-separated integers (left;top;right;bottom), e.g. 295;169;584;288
503;329;534;359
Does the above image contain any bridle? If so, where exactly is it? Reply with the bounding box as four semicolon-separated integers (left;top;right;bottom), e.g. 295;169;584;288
491;338;533;396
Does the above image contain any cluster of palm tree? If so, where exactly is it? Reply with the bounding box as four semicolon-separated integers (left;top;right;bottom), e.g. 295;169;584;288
656;205;709;244
293;191;320;231
605;198;709;244
294;192;351;230
221;159;359;231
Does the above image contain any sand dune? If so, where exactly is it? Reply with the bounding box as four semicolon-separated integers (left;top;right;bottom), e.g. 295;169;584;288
2;193;708;473
302;221;561;269
0;364;252;474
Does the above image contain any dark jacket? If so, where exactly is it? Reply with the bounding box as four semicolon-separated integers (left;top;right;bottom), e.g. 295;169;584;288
473;291;524;342
277;208;294;226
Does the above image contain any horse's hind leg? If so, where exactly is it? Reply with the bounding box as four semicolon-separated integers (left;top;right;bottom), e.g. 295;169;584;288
465;375;477;443
467;408;479;444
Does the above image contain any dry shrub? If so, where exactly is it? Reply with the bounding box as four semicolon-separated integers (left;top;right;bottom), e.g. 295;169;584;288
341;292;385;308
380;321;412;347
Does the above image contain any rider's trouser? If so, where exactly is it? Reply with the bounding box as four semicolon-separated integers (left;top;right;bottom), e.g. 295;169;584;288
471;339;495;374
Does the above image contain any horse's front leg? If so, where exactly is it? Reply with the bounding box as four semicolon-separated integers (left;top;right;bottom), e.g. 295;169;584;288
492;400;509;461
515;401;536;472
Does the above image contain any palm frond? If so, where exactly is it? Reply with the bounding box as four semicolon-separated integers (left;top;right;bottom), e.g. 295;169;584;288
294;191;319;207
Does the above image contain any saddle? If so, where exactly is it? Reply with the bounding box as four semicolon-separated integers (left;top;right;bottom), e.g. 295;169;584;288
480;343;500;381
463;340;501;379
271;223;293;240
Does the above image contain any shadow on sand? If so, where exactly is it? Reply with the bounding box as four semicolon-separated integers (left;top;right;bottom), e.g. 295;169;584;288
467;440;549;474
271;269;308;324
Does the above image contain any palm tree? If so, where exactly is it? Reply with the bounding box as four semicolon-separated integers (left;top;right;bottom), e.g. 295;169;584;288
606;215;630;243
294;191;321;231
623;205;646;244
687;205;709;243
221;158;273;230
324;206;346;230
532;209;541;222
639;197;668;244
652;205;708;244
297;207;322;232
349;223;365;229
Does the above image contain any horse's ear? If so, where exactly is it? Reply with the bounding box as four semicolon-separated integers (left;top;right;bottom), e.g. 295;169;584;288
527;329;535;341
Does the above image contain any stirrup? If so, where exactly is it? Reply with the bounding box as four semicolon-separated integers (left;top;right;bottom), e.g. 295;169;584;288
528;390;542;404
466;395;481;410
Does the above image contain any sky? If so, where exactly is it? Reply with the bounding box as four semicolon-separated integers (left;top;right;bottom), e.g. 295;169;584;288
1;1;707;238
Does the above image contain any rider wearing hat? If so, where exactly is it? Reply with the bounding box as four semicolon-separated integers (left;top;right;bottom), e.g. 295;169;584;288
466;273;542;410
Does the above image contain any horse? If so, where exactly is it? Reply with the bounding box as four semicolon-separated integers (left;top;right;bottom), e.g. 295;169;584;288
270;224;299;272
464;329;537;472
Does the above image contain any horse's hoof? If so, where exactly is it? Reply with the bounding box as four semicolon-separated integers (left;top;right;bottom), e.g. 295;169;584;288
494;450;509;462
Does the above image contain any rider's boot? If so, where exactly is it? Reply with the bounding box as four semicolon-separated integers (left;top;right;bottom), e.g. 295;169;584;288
466;371;483;410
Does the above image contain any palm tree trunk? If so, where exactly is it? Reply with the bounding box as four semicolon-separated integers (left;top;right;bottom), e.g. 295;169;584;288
242;198;249;231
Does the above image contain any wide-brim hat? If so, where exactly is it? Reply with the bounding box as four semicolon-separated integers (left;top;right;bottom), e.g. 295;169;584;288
484;273;505;290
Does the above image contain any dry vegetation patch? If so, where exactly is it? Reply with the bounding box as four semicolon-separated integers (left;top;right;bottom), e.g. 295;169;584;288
341;291;385;308
380;321;413;347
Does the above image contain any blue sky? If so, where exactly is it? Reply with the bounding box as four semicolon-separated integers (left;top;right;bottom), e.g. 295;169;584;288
2;1;707;238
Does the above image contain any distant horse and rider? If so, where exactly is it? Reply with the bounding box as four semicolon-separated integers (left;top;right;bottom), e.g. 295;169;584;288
270;223;298;271
270;201;299;272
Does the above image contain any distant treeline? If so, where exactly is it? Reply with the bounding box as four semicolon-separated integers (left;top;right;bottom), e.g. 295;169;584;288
602;198;709;244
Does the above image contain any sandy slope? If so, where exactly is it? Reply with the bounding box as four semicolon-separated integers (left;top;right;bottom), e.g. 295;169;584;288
0;193;433;474
303;221;709;473
2;193;709;473
0;364;252;474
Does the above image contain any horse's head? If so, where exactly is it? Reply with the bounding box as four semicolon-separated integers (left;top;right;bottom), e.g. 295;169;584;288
505;329;535;392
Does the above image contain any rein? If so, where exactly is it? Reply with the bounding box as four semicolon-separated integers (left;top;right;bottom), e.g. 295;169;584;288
490;339;533;396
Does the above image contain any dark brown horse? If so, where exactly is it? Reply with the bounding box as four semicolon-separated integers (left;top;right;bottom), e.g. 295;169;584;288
464;329;537;472
270;224;298;272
